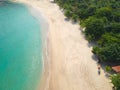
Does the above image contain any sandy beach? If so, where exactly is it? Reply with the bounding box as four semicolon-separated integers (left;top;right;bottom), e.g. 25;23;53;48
16;0;112;90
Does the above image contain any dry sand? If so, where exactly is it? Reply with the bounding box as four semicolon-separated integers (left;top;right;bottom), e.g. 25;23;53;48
16;0;113;90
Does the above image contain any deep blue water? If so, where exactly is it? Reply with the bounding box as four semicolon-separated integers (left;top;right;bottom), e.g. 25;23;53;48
0;2;42;90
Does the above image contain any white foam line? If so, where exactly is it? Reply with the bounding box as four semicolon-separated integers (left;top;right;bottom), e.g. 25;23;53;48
24;4;50;90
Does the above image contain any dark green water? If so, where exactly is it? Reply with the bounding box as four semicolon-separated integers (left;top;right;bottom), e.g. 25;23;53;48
0;2;42;90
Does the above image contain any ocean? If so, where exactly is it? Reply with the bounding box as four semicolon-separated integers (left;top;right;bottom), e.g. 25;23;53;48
0;1;42;90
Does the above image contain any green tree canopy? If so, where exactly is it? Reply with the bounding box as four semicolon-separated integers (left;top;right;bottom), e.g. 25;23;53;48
84;17;107;41
93;43;120;62
95;7;113;21
98;33;120;46
56;0;120;87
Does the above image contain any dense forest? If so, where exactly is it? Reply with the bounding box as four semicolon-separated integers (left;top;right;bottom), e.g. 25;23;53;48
55;0;120;89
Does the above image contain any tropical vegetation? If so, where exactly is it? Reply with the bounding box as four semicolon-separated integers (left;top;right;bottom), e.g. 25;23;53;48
55;0;120;89
111;74;120;90
55;0;120;63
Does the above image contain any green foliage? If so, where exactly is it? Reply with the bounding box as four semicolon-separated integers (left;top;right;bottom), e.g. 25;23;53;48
55;0;120;86
55;0;120;63
98;33;120;46
71;14;78;22
93;43;120;62
64;10;72;19
111;74;120;90
110;23;120;33
105;66;112;72
92;46;100;55
113;12;120;22
84;17;107;40
95;7;112;21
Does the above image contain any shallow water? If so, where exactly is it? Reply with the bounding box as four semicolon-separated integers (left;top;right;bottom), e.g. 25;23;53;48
0;2;42;90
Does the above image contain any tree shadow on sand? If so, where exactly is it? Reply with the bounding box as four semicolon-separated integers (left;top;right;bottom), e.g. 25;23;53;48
64;17;70;21
91;54;116;79
71;20;78;24
87;41;96;48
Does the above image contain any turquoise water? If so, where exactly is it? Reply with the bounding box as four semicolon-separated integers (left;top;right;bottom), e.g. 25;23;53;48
0;2;42;90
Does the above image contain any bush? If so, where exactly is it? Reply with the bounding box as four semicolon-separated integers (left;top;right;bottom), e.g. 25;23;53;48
92;46;100;55
105;66;112;72
111;74;120;90
71;14;78;22
64;10;72;19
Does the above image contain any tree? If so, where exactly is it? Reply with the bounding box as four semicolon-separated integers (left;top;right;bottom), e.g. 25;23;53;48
64;10;72;19
113;12;120;22
71;15;78;22
111;74;120;90
105;66;112;72
96;7;112;21
98;33;120;46
93;43;120;62
110;23;120;33
84;17;107;41
56;0;120;64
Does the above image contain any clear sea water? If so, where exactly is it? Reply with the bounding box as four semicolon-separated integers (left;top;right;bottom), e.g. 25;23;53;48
0;2;42;90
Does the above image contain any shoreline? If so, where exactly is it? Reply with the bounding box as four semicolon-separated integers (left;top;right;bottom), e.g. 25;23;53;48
13;0;51;89
14;0;112;90
23;2;51;90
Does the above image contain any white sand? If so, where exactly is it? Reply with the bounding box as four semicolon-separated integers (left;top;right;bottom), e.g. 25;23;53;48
16;0;113;90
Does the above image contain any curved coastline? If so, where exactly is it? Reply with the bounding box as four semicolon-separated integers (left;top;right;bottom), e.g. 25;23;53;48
12;0;112;90
27;4;50;90
0;1;47;90
13;1;51;90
